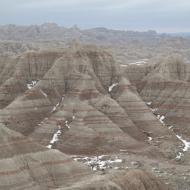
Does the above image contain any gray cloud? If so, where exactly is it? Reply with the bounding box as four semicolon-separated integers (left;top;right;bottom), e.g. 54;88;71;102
0;0;189;32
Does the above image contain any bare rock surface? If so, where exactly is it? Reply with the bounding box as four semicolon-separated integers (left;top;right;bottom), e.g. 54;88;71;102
0;43;189;190
124;55;190;140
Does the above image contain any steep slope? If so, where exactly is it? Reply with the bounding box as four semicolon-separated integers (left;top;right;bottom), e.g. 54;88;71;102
124;55;190;154
0;122;94;190
0;46;179;158
0;51;63;108
0;45;184;190
0;119;171;190
62;170;171;190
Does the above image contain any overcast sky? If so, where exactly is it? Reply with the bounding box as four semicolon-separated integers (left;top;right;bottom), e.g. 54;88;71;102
0;0;190;33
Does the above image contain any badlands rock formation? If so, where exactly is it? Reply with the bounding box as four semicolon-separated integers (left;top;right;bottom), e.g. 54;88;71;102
0;46;179;155
0;44;188;190
124;56;190;140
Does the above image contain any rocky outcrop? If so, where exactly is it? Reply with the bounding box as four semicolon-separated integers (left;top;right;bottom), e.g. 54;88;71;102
0;51;63;108
0;46;179;158
124;55;190;141
0;46;182;190
0;121;94;190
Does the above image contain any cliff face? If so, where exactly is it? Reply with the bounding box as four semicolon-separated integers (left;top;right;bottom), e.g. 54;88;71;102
0;46;180;190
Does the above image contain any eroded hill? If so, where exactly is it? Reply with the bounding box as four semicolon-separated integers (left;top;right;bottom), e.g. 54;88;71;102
0;45;189;190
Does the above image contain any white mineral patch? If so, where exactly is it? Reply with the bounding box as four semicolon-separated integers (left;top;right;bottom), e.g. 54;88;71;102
27;80;37;89
46;128;62;149
65;120;70;129
120;64;128;67
46;145;52;149
157;115;165;124
51;96;64;113
151;108;158;113
109;83;118;92
129;59;148;66
73;155;123;171
176;135;190;152
119;149;128;152
168;126;174;130
146;102;152;106
39;89;48;97
175;152;184;160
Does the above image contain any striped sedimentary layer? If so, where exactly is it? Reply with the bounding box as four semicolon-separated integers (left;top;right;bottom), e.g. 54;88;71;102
124;55;190;142
0;45;179;189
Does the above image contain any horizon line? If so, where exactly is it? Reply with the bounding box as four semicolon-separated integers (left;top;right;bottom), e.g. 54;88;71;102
0;22;189;34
